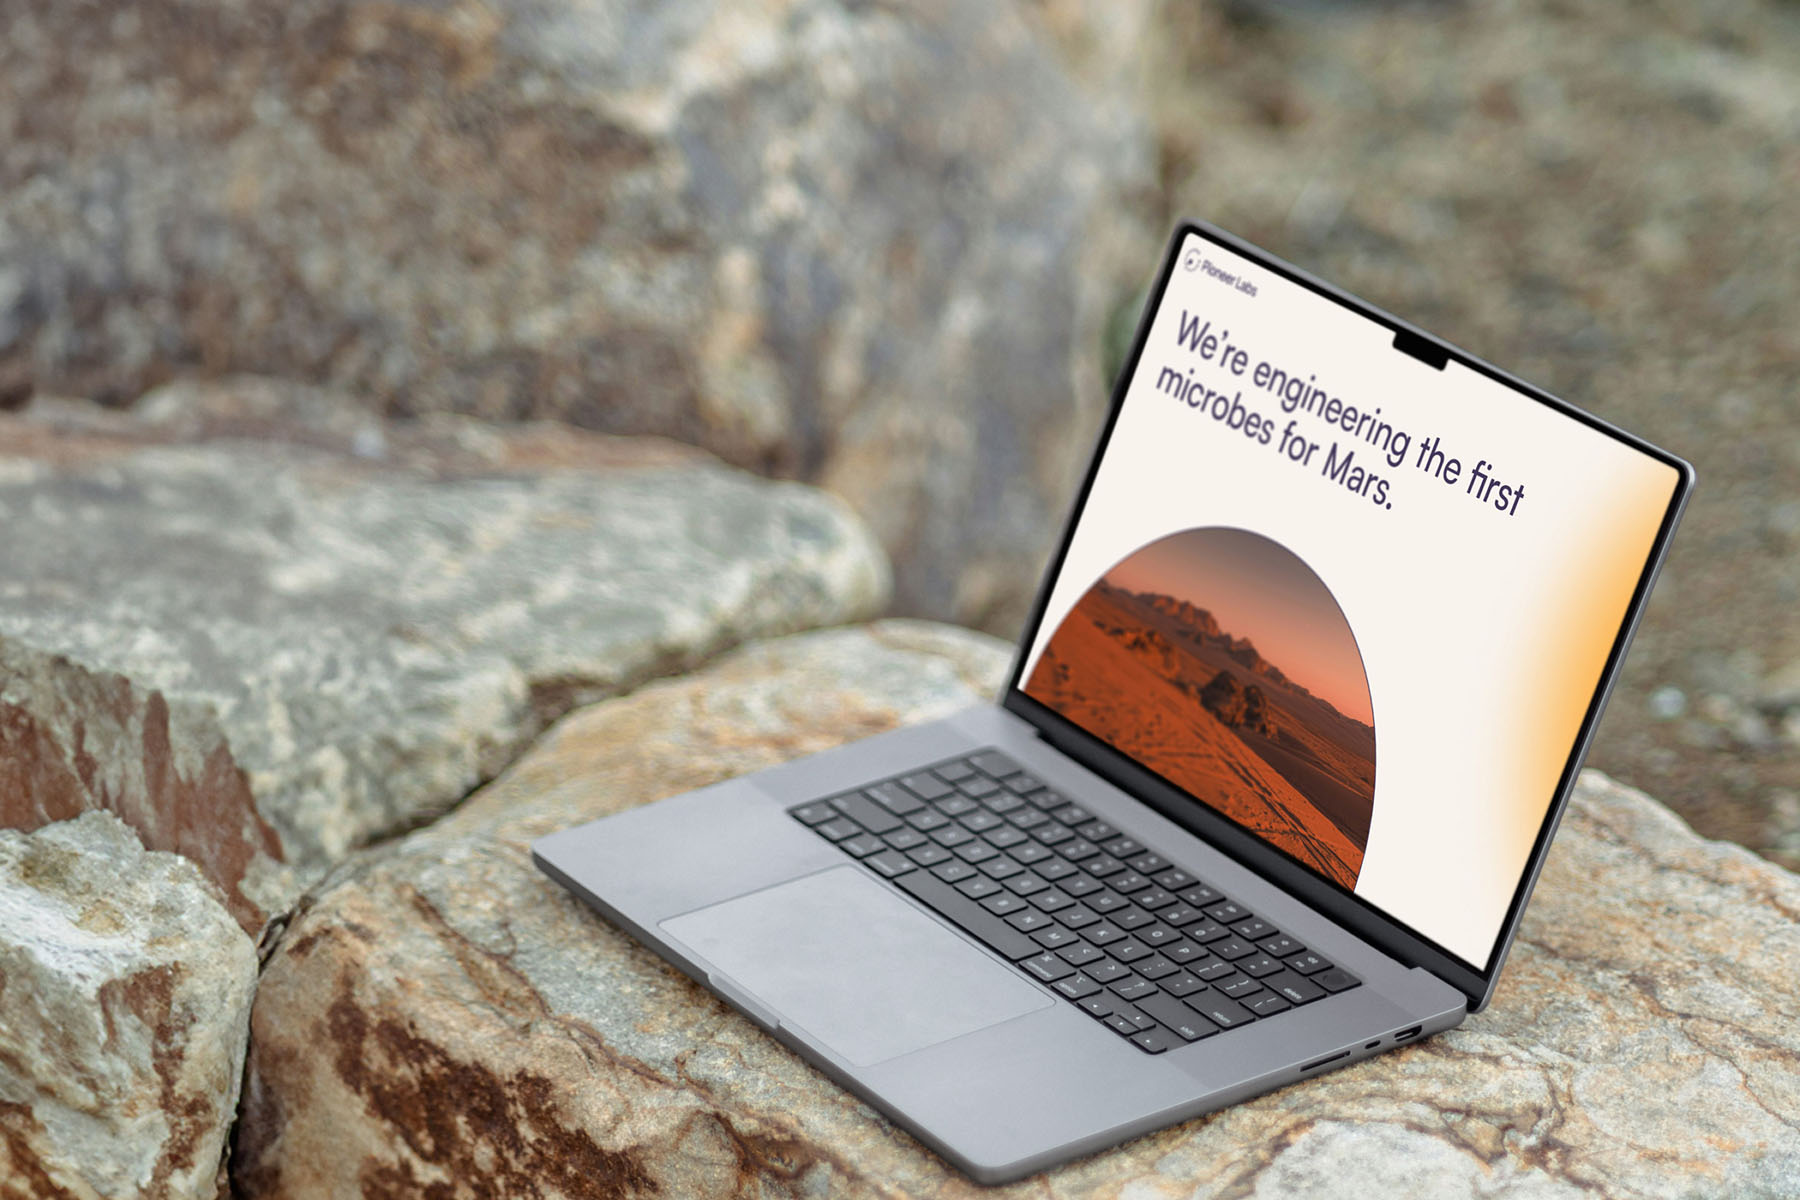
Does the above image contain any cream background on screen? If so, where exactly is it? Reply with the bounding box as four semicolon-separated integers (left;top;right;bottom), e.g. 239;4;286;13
1021;233;1678;967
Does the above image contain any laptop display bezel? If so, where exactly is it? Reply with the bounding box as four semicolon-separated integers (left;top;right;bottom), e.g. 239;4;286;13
1001;219;1694;1009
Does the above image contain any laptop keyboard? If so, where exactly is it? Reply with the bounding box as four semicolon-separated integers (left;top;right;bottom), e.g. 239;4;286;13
790;748;1360;1054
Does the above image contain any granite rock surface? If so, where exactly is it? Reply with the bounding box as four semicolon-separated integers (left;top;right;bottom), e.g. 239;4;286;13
0;0;1153;625
0;811;259;1200
0;390;888;926
236;621;1800;1197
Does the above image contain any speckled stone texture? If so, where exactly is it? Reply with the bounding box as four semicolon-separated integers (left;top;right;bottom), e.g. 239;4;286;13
0;389;888;927
0;811;258;1200
0;0;1153;626
236;621;1800;1197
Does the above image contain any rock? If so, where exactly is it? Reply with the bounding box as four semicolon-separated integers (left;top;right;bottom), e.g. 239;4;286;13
0;0;1154;627
0;393;888;927
0;811;259;1199
237;621;1800;1197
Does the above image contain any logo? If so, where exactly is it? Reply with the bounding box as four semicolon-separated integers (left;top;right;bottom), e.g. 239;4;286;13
1183;247;1204;272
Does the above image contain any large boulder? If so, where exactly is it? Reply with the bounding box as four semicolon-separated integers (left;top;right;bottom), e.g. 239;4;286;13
0;811;259;1200
0;0;1154;626
236;621;1800;1196
0;386;888;929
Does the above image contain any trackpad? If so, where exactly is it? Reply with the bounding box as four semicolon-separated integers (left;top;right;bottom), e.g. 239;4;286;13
661;866;1052;1066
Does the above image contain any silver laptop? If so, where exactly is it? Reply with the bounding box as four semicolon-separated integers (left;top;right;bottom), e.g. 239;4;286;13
534;220;1692;1183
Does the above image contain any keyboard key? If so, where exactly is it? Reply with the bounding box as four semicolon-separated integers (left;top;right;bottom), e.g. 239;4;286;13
1194;959;1236;982
986;791;1025;815
970;751;1023;779
1104;1013;1144;1037
1239;954;1283;978
1264;970;1327;1005
1028;788;1070;811
1110;872;1152;895
1082;855;1126;878
1130;1029;1174;1054
869;781;925;816
1006;806;1050;829
1033;822;1077;846
1077;994;1114;1019
1008;840;1053;864
1074;820;1119;842
1058;943;1105;966
884;827;928;851
979;856;1025;880
954;840;1000;864
936;760;975;782
1053;973;1101;1000
1212;938;1256;961
1088;891;1129;915
1185;920;1230;944
1259;935;1304;959
1085;922;1127;946
1113;908;1154;931
1135;888;1177;911
1111;977;1159;1002
1137;992;1220;1042
935;860;979;884
1058;904;1101;929
1060;874;1103;897
1003;871;1051;896
1162;971;1206;997
894;869;1040;960
1154;868;1198;890
1165;941;1207;964
1179;884;1224;907
936;796;979;818
840;833;887;858
1048;804;1093;826
1055;838;1100;861
1022;953;1074;983
816;818;860;842
1088;959;1130;983
1126;853;1170;875
832;793;903;834
1245;992;1292;1017
908;844;953;869
1205;900;1251;924
960;811;1004;834
1033;855;1077;881
1217;974;1262;999
1111;939;1153;963
1161;904;1204;927
1315;969;1361;994
981;893;1027;916
954;874;1000;899
1232;918;1277;942
791;802;836;825
1006;772;1045;793
1032;927;1079;950
864;850;916;878
1106;838;1145;859
1032;888;1074;913
1136;955;1179;980
1005;910;1054;933
959;776;1000;799
1139;925;1180;948
907;808;951;831
900;772;953;800
1285;952;1331;976
931;824;975;848
1191;995;1255;1029
985;826;1028;849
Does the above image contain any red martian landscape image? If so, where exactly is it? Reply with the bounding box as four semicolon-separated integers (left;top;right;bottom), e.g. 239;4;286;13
1025;527;1376;888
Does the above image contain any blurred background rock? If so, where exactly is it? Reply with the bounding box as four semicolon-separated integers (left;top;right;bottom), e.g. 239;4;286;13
2;0;1795;869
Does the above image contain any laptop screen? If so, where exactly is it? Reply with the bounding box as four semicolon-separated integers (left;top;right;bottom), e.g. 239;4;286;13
1012;225;1686;973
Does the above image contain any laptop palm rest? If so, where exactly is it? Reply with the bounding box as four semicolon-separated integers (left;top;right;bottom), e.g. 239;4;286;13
661;866;1052;1067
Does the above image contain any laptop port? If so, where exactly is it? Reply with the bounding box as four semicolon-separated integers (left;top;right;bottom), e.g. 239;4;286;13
1395;1025;1422;1042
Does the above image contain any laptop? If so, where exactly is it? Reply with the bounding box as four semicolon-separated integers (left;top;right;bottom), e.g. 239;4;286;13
533;220;1693;1183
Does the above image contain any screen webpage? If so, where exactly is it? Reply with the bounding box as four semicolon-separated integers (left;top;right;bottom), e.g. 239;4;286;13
1018;230;1680;968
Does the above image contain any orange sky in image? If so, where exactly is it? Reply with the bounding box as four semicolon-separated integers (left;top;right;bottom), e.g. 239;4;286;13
1107;527;1375;725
